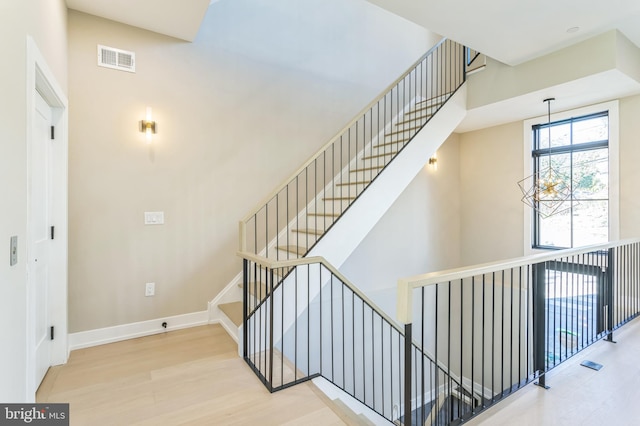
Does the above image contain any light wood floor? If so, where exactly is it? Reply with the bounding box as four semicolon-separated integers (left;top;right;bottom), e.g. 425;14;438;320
37;325;352;425
467;317;640;426
38;319;640;425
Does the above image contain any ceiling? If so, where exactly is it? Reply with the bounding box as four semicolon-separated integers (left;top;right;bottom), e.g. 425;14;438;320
65;0;640;65
65;0;640;132
65;0;211;42
458;69;640;132
366;0;640;66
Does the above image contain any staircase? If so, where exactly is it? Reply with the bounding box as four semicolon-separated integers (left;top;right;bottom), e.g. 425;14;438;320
214;38;479;424
217;87;464;337
216;39;468;336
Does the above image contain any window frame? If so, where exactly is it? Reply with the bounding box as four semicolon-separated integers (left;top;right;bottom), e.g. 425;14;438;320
523;100;619;254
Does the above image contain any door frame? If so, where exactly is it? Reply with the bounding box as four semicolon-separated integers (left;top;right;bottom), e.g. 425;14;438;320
25;36;68;398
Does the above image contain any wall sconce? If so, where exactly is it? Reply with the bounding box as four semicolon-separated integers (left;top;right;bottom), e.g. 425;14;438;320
139;107;156;143
428;154;438;170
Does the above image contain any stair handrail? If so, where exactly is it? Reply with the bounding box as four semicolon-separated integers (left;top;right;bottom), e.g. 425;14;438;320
239;250;404;335
239;37;458;252
397;238;640;324
238;249;465;389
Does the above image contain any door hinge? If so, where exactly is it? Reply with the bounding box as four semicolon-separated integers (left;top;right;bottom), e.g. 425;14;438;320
50;126;55;140
50;326;54;341
50;226;55;240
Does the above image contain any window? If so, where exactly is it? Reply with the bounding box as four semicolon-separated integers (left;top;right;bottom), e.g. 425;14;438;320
532;112;609;249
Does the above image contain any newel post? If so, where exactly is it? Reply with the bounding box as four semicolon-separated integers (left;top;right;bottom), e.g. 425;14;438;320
398;280;413;425
532;262;549;389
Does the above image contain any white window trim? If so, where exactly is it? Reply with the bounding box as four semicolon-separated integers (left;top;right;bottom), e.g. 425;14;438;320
523;100;619;255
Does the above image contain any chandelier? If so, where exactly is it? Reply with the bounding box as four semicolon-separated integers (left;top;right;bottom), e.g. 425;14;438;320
518;98;573;218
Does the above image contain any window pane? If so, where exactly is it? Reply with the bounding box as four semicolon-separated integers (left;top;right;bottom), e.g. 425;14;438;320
573;149;608;200
533;110;609;250
538;204;571;248
538;152;571;173
551;123;570;148
537;123;570;150
573;201;608;246
573;116;608;145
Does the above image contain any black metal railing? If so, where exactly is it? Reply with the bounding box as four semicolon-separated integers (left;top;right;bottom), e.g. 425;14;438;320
398;239;640;424
239;39;467;261
241;253;469;424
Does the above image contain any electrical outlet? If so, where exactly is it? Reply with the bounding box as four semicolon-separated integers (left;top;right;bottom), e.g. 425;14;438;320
145;282;155;297
10;236;18;266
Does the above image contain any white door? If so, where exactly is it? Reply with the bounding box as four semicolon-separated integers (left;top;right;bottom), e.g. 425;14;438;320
31;91;53;388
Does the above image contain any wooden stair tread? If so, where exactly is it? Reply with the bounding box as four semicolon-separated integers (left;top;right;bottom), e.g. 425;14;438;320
307;212;340;217
361;151;398;161
219;301;243;327
336;180;370;187
349;165;384;173
404;101;444;116
414;93;449;106
277;245;306;256
373;139;408;149
323;196;356;201
292;228;324;236
385;124;422;136
395;113;432;126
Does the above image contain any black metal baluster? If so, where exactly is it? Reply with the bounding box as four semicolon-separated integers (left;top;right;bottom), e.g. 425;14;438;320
447;281;452;422
319;264;323;377
307;265;310;377
460;278;464;420
509;268;514;396
533;262;549;388
342;283;345;389
471;275;475;412
434;284;439;425
404;323;412;426
330;274;334;382
372;306;375;411
352;293;356;395
362;296;366;403
269;267;274;387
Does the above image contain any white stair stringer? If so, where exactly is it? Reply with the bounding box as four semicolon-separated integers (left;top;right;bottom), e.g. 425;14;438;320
308;85;466;269
263;94;425;261
209;95;425;334
213;86;467;343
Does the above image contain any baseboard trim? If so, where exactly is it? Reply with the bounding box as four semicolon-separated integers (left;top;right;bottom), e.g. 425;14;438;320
68;310;209;351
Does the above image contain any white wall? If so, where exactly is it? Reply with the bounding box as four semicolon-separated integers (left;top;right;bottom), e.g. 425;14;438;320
619;95;640;238
340;133;462;293
67;0;438;332
457;94;640;265
0;0;67;403
458;122;524;265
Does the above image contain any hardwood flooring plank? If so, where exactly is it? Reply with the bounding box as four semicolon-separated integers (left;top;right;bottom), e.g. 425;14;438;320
37;325;349;425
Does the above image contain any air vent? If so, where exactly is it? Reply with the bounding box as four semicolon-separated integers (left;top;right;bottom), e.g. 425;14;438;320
97;45;135;73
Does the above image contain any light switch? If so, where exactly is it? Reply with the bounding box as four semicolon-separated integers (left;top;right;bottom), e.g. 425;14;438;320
144;211;164;225
10;236;17;266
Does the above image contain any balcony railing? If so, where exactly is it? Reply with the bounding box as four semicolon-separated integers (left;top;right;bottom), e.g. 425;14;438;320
397;239;640;424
